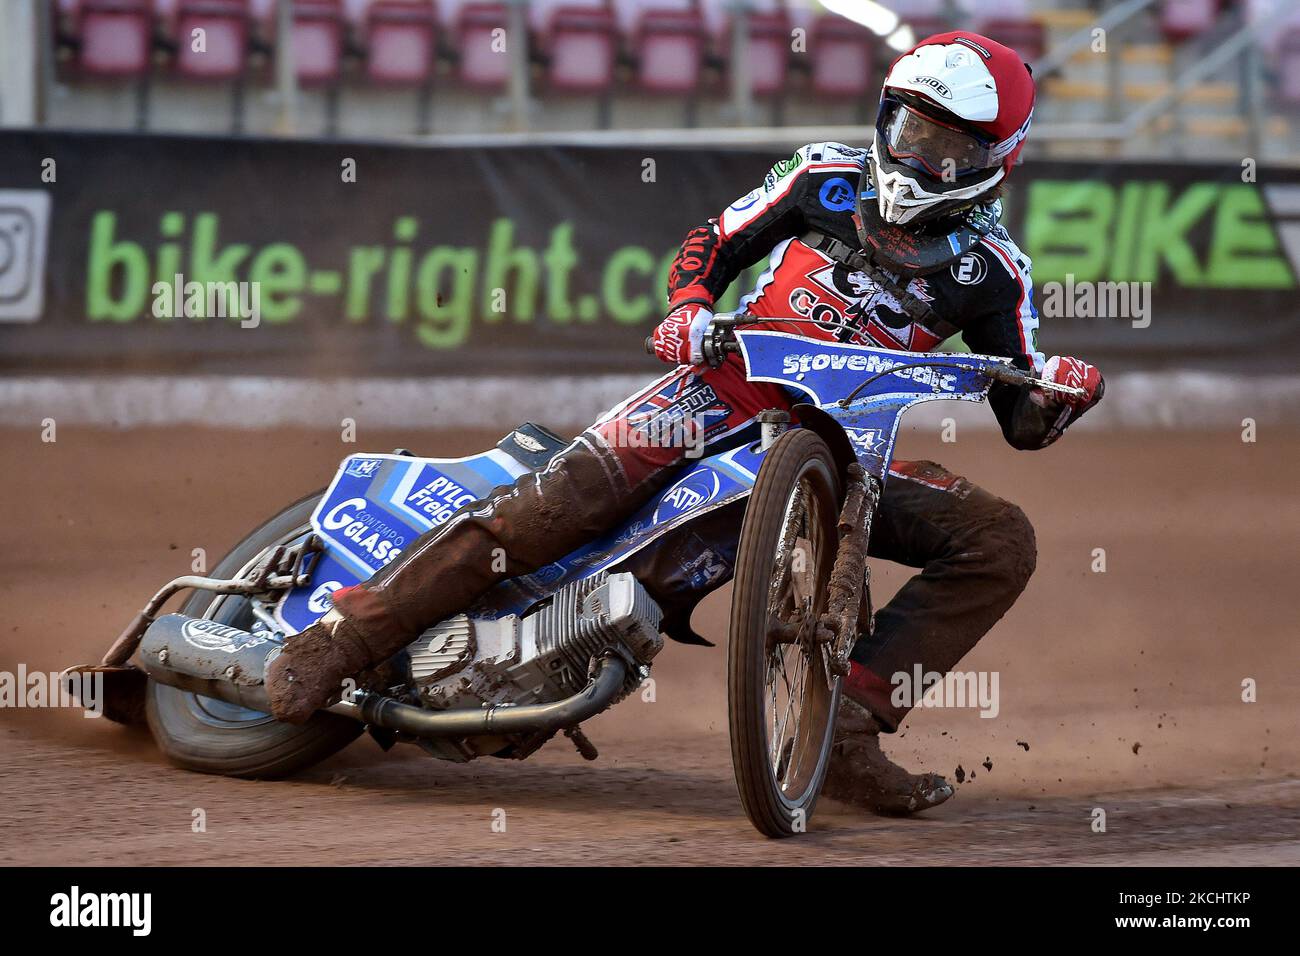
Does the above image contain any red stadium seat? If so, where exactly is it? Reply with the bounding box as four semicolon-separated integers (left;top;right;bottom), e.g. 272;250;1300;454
291;0;345;85
739;11;791;97
808;14;873;98
699;1;790;96
341;0;372;28
973;18;1046;63
889;0;947;43
77;0;154;77
1159;0;1218;43
539;5;618;93
365;0;438;85
455;3;511;89
175;0;251;80
631;8;706;94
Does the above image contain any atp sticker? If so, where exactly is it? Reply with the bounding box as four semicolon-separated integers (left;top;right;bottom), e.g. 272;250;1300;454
653;469;722;523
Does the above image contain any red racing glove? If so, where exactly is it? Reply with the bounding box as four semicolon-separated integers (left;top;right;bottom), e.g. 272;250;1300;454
1039;355;1104;410
651;303;714;367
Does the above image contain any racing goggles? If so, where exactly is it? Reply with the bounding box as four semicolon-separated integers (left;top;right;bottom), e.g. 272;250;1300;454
878;96;998;179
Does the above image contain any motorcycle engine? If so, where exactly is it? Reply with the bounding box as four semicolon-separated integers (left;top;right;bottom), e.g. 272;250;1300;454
402;571;664;716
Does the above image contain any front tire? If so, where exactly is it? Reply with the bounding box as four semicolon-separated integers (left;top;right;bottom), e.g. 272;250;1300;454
145;493;363;779
728;429;843;837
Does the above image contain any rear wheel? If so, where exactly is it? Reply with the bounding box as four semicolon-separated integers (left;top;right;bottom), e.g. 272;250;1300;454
145;493;363;779
728;429;843;837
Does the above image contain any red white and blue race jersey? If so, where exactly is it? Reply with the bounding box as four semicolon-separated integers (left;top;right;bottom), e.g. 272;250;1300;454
664;141;1077;448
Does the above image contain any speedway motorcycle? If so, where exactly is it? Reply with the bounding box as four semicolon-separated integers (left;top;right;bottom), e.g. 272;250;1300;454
70;314;1082;838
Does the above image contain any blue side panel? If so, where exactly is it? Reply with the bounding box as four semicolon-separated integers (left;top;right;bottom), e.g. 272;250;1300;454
275;550;365;633
273;441;767;631
273;449;531;632
310;451;530;579
473;440;766;617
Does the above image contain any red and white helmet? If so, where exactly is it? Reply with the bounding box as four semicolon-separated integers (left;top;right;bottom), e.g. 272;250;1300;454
868;31;1035;225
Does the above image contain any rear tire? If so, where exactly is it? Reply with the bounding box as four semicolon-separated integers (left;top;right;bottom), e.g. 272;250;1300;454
728;429;843;837
145;493;363;779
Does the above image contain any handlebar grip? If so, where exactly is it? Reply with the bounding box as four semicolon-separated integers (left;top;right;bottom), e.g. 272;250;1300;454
644;335;655;356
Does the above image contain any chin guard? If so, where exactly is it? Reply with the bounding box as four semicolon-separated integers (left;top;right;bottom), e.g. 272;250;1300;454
854;179;998;278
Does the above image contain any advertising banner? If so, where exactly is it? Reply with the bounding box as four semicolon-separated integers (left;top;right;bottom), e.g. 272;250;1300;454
1;130;1297;376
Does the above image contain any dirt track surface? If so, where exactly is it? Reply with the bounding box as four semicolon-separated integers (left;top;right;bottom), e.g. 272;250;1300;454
2;423;1297;865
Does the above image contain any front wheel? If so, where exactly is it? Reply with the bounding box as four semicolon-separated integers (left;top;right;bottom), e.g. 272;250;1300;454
145;492;363;779
728;429;843;837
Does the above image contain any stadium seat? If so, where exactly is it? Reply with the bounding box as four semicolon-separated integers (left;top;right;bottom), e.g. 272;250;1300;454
700;1;791;97
973;18;1046;63
1159;0;1218;43
628;7;706;94
888;0;947;42
808;13;874;98
740;11;792;97
364;0;438;85
536;4;618;93
453;2;511;89
76;0;154;77
960;0;1045;62
341;0;372;27
291;0;345;85
174;0;251;80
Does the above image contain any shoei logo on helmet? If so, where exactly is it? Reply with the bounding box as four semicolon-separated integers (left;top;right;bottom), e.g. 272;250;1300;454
910;75;952;98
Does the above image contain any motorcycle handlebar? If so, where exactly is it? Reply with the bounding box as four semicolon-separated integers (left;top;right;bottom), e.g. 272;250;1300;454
982;362;1088;399
642;331;741;363
646;317;1085;399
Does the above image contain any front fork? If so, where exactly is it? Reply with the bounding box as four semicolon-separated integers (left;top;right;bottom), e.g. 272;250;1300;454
817;462;880;677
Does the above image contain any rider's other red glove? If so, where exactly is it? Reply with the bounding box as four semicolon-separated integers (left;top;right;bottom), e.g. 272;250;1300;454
1040;355;1104;410
652;303;713;367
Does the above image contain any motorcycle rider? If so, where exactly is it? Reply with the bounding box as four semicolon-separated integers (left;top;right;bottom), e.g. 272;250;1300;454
267;31;1104;815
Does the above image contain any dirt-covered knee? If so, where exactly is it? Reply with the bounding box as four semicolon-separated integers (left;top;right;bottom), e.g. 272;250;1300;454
959;498;1036;597
991;502;1037;594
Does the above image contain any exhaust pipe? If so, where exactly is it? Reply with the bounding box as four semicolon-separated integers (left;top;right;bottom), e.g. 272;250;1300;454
139;613;629;738
139;614;278;712
351;654;628;738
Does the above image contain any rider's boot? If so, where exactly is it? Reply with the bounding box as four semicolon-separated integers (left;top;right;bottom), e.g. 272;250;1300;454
822;667;954;815
265;437;649;724
841;658;908;731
